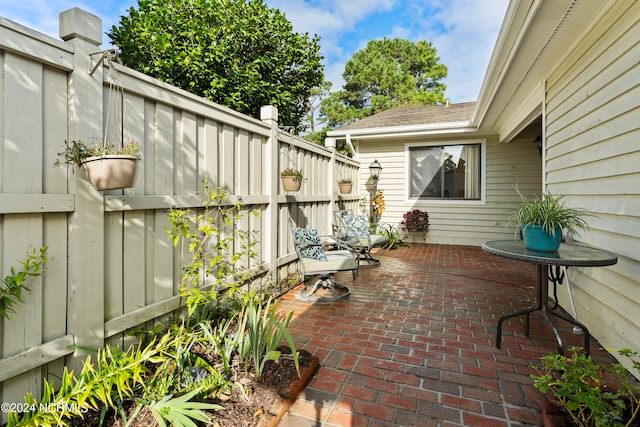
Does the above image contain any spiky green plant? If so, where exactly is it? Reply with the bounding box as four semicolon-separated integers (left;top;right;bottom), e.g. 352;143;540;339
237;295;300;378
507;187;594;238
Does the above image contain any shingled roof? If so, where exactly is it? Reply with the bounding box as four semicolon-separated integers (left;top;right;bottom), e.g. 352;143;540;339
337;101;477;131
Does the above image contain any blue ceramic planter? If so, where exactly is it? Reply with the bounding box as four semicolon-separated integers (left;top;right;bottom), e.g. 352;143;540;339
521;224;562;251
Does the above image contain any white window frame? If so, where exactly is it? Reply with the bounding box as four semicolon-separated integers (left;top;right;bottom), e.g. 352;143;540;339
404;139;487;206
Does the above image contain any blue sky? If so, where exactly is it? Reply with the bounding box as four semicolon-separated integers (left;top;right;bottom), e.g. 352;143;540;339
0;0;509;103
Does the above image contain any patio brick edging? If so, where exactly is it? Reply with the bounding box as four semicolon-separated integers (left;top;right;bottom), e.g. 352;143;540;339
258;351;320;427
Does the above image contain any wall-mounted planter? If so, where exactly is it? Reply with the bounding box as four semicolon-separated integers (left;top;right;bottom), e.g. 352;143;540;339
339;183;353;194
281;176;302;192
81;155;139;191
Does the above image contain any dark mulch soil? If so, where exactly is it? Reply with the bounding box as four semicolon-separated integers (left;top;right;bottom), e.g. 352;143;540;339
70;349;316;427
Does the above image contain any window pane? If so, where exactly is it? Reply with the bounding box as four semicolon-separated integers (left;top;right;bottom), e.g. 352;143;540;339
409;143;481;200
410;146;442;197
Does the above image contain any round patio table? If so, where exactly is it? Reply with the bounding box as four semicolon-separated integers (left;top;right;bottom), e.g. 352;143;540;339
482;240;617;354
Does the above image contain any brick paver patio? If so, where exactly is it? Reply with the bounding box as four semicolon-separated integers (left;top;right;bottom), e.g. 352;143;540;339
274;243;618;427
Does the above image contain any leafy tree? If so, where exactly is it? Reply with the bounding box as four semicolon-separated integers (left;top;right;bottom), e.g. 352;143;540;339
108;0;324;129
321;37;448;128
303;81;332;134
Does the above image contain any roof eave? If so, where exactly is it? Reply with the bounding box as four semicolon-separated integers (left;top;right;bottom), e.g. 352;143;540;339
327;121;476;140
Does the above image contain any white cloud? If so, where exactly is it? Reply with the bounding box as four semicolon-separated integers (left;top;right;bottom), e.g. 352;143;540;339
409;0;509;101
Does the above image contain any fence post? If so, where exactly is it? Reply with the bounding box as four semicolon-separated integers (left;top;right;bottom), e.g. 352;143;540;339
260;106;279;286
325;137;337;235
60;8;106;371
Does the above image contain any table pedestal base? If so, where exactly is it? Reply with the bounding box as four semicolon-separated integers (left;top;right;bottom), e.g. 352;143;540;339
496;264;591;354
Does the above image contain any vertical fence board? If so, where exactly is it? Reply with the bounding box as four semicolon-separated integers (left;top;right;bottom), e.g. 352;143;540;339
124;212;146;313
123;91;145;194
201;118;219;185
5;53;43;192
155;103;174;193
181;111;198;193
220;124;235;191
105;211;124;327
237;129;250;194
43;67;69;193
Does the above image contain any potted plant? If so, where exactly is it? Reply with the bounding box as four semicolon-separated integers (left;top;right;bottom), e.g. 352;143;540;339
531;347;640;427
280;167;305;192
338;178;353;194
507;188;592;251
56;140;141;191
400;209;430;241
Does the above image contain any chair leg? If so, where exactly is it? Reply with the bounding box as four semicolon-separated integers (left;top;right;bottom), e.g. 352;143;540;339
296;274;350;302
357;248;381;267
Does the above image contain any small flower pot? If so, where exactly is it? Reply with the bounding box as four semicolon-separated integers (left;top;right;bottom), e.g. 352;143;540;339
339;183;352;194
281;176;302;192
81;155;139;191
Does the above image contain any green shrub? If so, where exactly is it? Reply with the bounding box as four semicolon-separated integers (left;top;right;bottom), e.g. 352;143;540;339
531;347;640;427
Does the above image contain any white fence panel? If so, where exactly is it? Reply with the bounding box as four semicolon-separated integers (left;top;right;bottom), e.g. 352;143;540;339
0;9;360;416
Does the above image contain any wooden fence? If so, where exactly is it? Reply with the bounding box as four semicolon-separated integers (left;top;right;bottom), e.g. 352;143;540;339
0;8;360;412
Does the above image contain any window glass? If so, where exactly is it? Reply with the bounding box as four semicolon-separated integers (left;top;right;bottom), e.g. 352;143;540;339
409;144;481;200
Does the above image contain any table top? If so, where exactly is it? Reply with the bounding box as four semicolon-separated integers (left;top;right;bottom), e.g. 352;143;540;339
482;240;618;267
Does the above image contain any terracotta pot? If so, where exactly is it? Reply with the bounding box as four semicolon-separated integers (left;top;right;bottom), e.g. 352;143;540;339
339;183;352;194
281;176;302;191
81;155;139;191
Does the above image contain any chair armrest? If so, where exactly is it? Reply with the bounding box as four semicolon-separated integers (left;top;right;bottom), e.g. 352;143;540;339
322;235;358;253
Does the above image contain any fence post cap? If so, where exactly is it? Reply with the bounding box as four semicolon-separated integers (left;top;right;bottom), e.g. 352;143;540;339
59;7;102;45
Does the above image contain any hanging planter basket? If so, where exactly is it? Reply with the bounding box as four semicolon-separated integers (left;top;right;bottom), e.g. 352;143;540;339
281;176;302;192
81;155;139;191
339;183;353;194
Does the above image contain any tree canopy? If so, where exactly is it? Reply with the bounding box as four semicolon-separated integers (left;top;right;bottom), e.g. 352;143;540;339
108;0;324;129
321;38;448;128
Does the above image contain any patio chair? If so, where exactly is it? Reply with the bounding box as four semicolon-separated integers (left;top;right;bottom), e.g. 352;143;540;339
289;218;358;302
333;210;389;267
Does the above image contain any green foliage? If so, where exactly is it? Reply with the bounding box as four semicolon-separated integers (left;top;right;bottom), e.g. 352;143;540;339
147;387;222;427
280;167;305;182
0;246;47;320
8;333;170;426
237;294;299;379
8;329;225;427
321;37;448;128
531;347;640;427
303;81;332;134
108;0;324;130
375;223;402;249
165;185;259;320
55;140;141;168
507;186;593;238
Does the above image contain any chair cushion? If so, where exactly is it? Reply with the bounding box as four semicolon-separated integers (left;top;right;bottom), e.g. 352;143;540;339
344;215;369;239
293;227;327;261
302;250;357;274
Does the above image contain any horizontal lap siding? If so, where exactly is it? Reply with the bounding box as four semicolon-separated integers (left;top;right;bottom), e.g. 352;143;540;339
359;134;541;246
545;1;640;359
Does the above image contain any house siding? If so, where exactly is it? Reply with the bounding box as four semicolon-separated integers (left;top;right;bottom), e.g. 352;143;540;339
357;132;542;246
545;1;640;357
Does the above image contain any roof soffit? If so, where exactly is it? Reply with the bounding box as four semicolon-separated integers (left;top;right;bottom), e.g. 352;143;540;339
473;0;614;134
